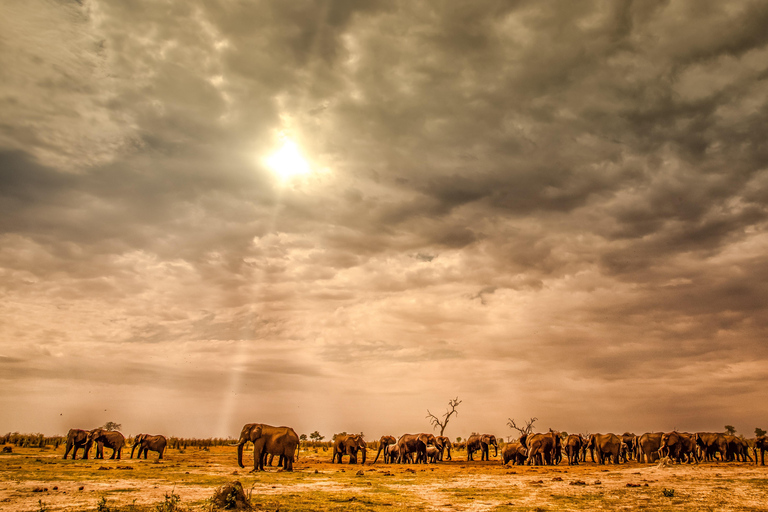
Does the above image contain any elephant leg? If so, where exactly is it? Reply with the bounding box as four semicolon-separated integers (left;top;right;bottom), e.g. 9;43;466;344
251;444;260;472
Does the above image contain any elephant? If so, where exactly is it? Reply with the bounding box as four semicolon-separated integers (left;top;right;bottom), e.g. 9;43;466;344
588;433;622;464
63;429;91;460
436;436;453;461
466;434;498;461
332;434;367;464
236;423;299;472
396;433;435;464
130;434;167;460
521;432;560;466
724;435;752;462
563;434;584;465
426;445;441;463
87;429;126;460
621;432;636;461
372;435;396;464
386;443;401;463
696;432;727;462
659;431;698;464
501;442;527;465
754;435;767;465
636;432;663;463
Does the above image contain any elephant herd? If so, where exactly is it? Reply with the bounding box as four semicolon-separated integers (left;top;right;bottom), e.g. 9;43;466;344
62;428;166;461
335;433;497;465
332;431;768;471
502;432;768;467
65;423;768;474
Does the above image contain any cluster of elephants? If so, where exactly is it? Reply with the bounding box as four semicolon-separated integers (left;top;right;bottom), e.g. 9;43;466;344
66;424;768;474
496;432;767;467
63;429;167;461
331;431;768;470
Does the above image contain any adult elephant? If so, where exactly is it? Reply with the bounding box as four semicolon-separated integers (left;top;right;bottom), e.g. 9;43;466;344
659;431;698;464
237;423;299;472
588;433;622;464
501;442;527;465
563;434;584;465
87;429;126;460
131;434;167;460
332;434;367;464
521;432;560;466
372;435;397;464
754;435;767;465
696;432;727;462
63;429;91;460
436;436;453;461
724;435;752;462
466;434;498;461
621;433;636;461
636;432;663;463
397;433;435;464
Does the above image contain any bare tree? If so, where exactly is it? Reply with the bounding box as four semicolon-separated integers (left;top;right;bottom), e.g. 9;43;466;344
426;397;462;436
507;417;537;436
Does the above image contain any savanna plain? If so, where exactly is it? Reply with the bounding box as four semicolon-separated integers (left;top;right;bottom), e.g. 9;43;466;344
2;444;767;512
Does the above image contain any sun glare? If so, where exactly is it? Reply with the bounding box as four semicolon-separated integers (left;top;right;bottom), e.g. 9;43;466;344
264;138;311;181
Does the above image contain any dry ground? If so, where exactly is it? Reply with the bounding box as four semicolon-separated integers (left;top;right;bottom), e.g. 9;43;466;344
1;445;767;511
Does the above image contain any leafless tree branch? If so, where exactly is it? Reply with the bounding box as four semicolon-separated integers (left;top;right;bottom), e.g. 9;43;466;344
507;417;538;436
426;397;462;436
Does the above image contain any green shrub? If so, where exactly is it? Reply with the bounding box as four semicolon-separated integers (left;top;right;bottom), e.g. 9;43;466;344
662;488;675;498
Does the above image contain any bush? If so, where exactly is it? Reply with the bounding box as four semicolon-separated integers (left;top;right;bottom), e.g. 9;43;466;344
96;496;112;512
662;488;675;498
155;490;183;512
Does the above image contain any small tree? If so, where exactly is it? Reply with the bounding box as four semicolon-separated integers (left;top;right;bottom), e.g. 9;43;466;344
508;417;537;436
724;425;736;436
309;431;324;443
300;434;308;442
102;422;121;432
426;397;462;437
456;437;461;443
755;427;766;437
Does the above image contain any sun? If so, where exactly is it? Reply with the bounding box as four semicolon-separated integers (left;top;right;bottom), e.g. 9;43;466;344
264;138;311;181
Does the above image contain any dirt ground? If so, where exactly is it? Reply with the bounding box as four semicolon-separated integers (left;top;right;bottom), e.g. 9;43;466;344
1;445;767;511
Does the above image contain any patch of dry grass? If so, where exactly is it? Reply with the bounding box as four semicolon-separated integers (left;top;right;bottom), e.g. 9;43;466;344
1;446;767;511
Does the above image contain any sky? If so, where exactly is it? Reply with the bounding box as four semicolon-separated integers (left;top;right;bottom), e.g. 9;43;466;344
1;0;768;441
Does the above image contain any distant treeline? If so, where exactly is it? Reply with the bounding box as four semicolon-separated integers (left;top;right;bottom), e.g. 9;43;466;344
1;433;66;448
164;437;232;449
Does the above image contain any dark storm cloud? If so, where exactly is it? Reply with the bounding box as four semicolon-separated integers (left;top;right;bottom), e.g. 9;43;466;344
2;0;768;436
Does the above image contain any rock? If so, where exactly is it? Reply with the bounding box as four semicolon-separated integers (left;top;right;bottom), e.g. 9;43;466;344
356;470;365;476
210;481;252;510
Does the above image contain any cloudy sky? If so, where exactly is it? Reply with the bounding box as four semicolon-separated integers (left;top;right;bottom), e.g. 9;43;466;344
2;0;768;441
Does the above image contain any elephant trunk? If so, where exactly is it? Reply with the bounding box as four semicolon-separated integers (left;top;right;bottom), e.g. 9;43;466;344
130;442;137;459
237;439;246;468
494;442;498;457
361;446;367;464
